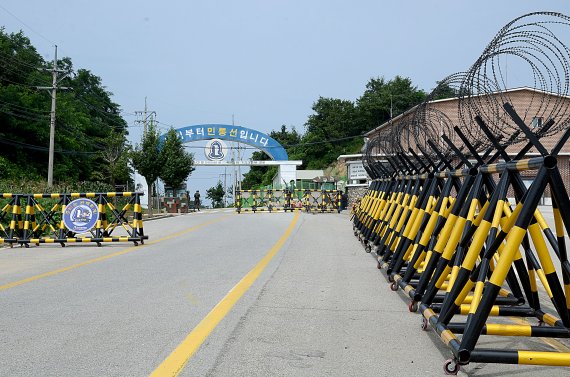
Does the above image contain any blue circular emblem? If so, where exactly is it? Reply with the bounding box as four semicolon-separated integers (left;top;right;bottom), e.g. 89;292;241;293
204;139;228;161
63;199;99;233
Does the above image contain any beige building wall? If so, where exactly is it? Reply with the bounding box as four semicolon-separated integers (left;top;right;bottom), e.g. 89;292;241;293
364;88;570;199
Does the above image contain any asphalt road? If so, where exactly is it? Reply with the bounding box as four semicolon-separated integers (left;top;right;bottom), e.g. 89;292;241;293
0;209;569;376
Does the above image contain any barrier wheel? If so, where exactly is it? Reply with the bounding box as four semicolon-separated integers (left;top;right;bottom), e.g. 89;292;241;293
24;243;30;249
377;261;382;270
134;241;139;246
388;274;394;283
443;359;460;375
97;242;102;247
390;281;398;291
365;245;372;253
408;301;418;312
421;317;429;331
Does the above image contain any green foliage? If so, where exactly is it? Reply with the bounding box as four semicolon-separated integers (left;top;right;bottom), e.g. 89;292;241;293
0;179;113;194
430;81;459;100
357;76;426;130
130;123;162;185
242;76;427;187
159;128;195;190
304;97;359;169
206;181;225;208
241;125;299;189
94;131;132;187
0;28;130;186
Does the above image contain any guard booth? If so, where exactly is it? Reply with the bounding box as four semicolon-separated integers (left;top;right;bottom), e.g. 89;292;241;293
162;184;191;213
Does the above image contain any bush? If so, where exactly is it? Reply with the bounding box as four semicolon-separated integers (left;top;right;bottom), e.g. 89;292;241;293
0;179;113;194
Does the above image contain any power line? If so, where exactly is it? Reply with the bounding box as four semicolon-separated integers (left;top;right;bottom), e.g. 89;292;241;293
0;98;50;114
0;4;56;46
0;74;49;89
0;61;129;132
72;94;128;131
0;106;49;121
0;59;52;87
0;50;45;70
283;134;365;147
0;137;99;155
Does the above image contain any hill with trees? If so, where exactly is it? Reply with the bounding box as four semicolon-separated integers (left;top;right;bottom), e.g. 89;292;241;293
241;76;428;189
0;28;130;189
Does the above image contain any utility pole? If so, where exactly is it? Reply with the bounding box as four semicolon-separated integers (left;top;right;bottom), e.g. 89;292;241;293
231;113;238;204
224;167;227;207
233;114;242;191
219;171;230;208
134;98;158;212
134;97;156;135
37;45;70;187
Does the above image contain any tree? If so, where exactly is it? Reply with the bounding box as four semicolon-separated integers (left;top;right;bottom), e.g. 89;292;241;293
206;181;225;208
303;97;359;169
238;77;428;188
356;76;427;131
96;131;131;189
159;128;195;192
0;28;129;185
241;125;301;189
430;81;459;100
130;122;163;217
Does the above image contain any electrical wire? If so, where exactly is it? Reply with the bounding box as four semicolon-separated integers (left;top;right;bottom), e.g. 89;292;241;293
0;4;56;46
0;136;99;155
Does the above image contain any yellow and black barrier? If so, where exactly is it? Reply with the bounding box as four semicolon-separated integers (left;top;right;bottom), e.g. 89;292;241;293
349;12;570;374
351;104;570;373
0;192;147;247
236;189;341;213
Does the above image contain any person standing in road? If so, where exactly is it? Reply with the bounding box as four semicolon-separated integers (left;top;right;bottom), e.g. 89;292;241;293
194;190;201;211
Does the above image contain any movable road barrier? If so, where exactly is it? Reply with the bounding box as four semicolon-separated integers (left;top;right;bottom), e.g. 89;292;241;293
236;189;341;213
0;192;147;247
351;12;570;375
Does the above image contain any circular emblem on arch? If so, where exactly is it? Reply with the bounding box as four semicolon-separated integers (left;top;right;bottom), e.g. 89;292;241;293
205;139;228;161
63;199;99;233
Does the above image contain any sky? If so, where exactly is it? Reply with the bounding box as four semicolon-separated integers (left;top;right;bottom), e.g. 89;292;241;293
1;1;569;205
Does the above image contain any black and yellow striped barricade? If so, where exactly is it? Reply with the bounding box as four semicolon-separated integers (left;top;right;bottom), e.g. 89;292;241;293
235;189;341;213
0;192;147;247
235;190;261;213
320;189;342;213
292;189;342;213
352;100;570;373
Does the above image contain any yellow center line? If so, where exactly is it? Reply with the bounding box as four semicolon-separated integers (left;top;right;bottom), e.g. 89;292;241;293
149;211;301;377
0;215;231;292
